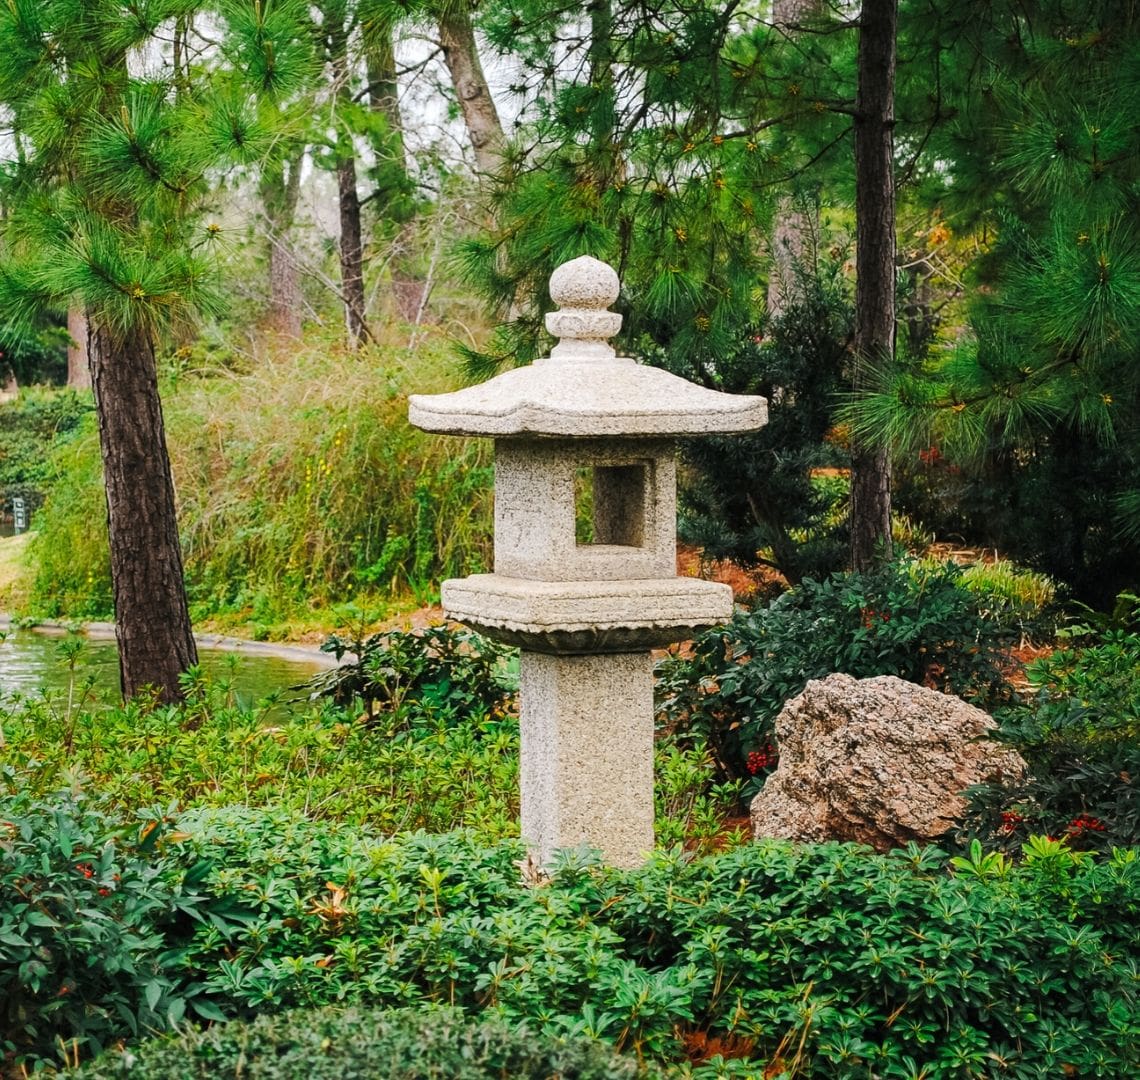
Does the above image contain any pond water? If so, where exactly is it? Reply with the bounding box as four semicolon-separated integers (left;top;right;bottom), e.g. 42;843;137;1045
0;630;330;710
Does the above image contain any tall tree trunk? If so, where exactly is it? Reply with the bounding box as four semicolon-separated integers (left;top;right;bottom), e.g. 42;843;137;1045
366;29;423;321
89;320;197;702
336;153;369;345
260;152;304;339
67;307;91;389
328;13;371;347
850;0;897;571
766;0;822;320
438;6;504;174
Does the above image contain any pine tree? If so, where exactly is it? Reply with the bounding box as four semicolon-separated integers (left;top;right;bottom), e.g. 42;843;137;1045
858;0;1140;601
0;1;300;699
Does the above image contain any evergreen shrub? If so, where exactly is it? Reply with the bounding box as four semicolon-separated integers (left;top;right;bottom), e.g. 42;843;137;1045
0;788;210;1071
656;558;1014;785
151;810;1140;1079
76;1004;642;1079
303;624;517;719
964;628;1140;851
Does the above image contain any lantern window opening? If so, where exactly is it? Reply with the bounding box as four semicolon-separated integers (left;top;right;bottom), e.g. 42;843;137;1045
574;461;650;548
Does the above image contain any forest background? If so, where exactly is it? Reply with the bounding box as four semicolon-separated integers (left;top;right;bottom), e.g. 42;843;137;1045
1;0;1137;681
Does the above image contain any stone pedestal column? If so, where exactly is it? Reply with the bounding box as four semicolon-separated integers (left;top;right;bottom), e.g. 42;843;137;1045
519;651;654;867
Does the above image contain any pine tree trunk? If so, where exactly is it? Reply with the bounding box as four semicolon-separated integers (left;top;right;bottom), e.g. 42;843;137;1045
328;15;371;347
766;0;822;320
367;31;423;321
336;152;370;345
438;6;504;174
261;153;304;339
88;320;197;702
67;307;91;389
850;0;896;572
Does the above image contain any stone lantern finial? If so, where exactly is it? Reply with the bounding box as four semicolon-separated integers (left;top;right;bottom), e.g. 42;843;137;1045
545;255;624;362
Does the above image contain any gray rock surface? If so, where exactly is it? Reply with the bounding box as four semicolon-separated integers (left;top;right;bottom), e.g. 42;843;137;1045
750;673;1026;851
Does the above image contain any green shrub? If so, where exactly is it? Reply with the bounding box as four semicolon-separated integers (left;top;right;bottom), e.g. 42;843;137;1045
0;787;211;1071
0;387;89;505
0;665;736;850
963;630;1140;851
76;1004;644;1079
1;688;522;837
656;558;1015;786
303;624;518;719
146;810;1140;1078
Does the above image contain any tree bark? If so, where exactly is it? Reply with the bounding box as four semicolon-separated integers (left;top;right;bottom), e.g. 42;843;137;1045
766;0;822;320
850;0;897;572
327;14;371;347
438;6;504;175
260;152;304;339
88;320;198;702
336;152;370;345
67;306;91;389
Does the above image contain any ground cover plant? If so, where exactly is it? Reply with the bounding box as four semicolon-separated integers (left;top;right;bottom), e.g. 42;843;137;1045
656;557;1017;787
6;801;1131;1078
0;630;737;852
74;1004;644;1079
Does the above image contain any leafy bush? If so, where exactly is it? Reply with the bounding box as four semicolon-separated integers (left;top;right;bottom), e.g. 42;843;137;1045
0;388;89;503
76;1004;643;1079
0;786;210;1071
656;558;1015;786
303;624;517;720
675;277;852;585
142;809;1140;1079
964;630;1140;851
1;687;522;838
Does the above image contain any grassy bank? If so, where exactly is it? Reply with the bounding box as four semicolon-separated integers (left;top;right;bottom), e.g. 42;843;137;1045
22;329;493;639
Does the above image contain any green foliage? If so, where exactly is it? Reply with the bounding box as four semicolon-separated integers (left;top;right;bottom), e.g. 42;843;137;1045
459;0;862;380
1;683;521;838
77;1004;644;1079
0;787;209;1071
23;335;493;627
963;628;1140;852
27;420;114;619
857;0;1140;606
656;558;1015;786
0;387;90;515
122;811;1140;1078
305;624;517;720
676;270;853;584
0;641;734;850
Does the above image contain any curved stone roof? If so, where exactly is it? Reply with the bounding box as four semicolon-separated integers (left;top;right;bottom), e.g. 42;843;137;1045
408;256;768;439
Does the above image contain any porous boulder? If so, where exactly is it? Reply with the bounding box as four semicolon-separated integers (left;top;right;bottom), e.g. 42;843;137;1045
750;673;1026;851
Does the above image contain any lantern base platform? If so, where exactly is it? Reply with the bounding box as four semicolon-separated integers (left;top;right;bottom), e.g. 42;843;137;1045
441;573;733;654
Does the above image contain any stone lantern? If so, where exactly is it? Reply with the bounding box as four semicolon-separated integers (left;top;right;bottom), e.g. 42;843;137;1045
409;256;766;867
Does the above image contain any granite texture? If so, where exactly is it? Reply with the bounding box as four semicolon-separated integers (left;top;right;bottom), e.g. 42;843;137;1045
407;255;767;869
407;255;767;437
493;438;676;582
519;650;655;868
750;673;1028;851
441;574;733;653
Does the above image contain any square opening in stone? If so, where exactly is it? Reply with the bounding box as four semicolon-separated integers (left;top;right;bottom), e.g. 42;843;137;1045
574;463;648;547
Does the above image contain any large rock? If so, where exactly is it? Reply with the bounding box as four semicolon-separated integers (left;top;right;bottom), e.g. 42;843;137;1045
750;673;1026;851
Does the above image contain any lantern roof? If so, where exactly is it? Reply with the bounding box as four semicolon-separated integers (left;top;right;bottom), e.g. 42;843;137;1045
408;256;768;439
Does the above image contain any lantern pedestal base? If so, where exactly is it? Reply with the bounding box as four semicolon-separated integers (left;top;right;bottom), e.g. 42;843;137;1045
519;650;654;869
